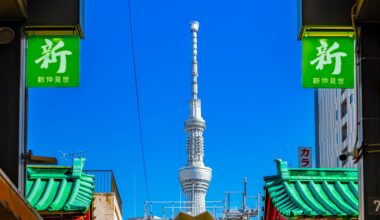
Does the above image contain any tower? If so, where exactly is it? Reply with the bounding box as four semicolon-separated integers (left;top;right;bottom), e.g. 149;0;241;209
178;21;212;216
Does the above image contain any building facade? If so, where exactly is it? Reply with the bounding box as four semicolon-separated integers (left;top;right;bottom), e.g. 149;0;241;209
178;21;212;216
93;193;123;220
315;88;357;168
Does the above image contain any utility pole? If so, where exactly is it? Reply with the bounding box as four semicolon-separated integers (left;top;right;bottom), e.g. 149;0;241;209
242;177;247;212
257;192;260;220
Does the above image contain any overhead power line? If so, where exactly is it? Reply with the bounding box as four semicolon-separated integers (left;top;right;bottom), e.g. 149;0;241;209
128;0;151;201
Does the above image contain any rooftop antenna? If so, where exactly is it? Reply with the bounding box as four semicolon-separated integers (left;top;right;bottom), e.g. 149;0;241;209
59;150;88;161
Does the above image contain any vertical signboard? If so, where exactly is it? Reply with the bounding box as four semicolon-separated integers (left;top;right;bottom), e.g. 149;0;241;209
26;35;80;87
302;36;354;88
298;147;312;168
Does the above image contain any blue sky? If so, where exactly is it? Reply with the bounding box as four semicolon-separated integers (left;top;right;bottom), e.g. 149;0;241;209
28;0;315;217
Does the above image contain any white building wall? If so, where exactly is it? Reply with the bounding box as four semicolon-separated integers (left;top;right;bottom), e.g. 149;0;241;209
316;88;357;168
92;193;123;220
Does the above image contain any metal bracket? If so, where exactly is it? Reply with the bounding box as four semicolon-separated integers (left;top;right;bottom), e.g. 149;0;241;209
21;150;58;165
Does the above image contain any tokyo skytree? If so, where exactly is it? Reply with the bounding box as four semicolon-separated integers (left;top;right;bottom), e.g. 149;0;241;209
178;21;212;216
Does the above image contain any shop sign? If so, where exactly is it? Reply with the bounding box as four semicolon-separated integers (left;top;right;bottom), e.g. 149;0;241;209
298;147;312;168
27;36;80;87
302;36;354;88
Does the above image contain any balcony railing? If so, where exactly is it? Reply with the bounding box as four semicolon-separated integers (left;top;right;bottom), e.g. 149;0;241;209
84;170;122;213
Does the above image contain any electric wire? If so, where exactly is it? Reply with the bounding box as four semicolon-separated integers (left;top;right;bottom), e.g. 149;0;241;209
128;0;151;201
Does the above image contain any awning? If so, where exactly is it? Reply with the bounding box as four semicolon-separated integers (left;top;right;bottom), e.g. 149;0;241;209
0;168;42;220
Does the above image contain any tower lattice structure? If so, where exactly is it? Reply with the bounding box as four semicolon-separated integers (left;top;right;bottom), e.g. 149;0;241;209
178;21;212;216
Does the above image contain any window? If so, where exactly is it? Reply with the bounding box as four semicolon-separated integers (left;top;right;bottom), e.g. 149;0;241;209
336;110;338;121
350;94;354;104
336;133;339;144
341;146;348;167
341;99;347;119
336;156;340;167
342;123;348;142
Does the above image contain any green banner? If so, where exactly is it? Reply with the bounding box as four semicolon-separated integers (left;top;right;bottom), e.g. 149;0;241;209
302;36;354;88
27;36;80;87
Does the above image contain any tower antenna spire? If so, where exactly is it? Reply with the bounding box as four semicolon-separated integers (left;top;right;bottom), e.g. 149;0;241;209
191;21;199;100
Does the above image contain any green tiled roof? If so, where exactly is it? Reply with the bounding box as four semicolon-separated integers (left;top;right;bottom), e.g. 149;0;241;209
26;158;95;213
264;159;358;219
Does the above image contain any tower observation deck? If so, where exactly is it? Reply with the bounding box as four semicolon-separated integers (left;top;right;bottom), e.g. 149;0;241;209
178;21;212;216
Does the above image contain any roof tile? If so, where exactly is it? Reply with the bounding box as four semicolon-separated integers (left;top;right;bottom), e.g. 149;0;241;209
264;159;358;218
26;158;94;213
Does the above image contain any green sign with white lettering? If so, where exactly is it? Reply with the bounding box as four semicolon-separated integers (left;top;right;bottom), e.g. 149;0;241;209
27;36;80;87
302;36;354;88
